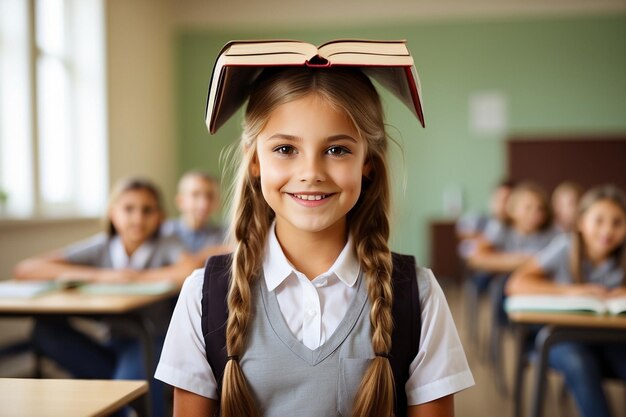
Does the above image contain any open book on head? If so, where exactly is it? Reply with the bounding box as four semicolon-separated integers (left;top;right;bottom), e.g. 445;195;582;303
505;294;626;316
205;39;425;134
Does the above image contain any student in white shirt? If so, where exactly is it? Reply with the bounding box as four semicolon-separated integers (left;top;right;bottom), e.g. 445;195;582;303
156;55;474;417
14;177;196;417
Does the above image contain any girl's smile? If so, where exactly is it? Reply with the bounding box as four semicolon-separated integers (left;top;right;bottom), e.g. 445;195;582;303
252;93;369;241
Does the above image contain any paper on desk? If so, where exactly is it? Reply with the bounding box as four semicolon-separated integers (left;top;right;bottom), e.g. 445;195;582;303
0;281;58;298
78;282;175;295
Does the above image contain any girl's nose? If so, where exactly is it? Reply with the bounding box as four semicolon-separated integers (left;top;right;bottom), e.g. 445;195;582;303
299;155;326;183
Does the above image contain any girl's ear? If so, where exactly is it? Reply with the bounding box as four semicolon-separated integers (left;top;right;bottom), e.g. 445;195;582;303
249;153;261;177
362;159;372;179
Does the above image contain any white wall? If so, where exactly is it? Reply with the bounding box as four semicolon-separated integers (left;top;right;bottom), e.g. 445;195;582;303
0;0;177;279
107;0;177;214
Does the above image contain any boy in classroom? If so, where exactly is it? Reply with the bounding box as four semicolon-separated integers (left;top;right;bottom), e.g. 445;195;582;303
507;184;626;417
550;180;584;234
14;177;196;417
162;171;226;252
155;39;474;417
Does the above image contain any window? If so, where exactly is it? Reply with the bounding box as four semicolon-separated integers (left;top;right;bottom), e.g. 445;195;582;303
0;0;107;218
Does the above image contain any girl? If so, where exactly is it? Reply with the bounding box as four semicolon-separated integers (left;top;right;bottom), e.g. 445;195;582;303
155;60;474;416
465;182;556;384
14;177;195;284
507;185;626;417
468;182;556;274
14;177;197;417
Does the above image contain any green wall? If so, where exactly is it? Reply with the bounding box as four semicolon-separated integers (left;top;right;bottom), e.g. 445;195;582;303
175;15;626;266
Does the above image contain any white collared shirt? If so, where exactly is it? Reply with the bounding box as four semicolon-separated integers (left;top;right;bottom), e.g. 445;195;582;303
263;223;360;350
156;227;474;404
109;236;156;270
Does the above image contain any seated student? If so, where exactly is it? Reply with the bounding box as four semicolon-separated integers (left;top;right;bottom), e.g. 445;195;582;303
161;171;231;262
551;181;584;234
457;179;516;261
507;184;626;417
468;182;556;275
14;177;196;417
468;182;557;364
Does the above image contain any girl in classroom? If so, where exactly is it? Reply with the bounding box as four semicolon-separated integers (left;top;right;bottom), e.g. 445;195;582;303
155;42;475;417
14;177;197;417
507;184;626;417
468;181;556;275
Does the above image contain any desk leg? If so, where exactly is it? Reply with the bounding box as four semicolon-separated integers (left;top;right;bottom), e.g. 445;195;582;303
529;325;555;417
123;315;156;417
513;324;528;417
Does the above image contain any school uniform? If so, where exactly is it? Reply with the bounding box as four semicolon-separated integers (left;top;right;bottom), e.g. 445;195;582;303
155;224;474;414
534;234;626;417
485;223;557;255
32;232;185;417
161;218;225;253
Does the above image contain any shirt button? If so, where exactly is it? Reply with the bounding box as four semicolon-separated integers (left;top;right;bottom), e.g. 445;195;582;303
307;309;316;317
314;280;327;288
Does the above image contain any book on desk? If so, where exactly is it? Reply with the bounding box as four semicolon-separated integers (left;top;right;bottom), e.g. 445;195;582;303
0;280;174;298
505;294;626;316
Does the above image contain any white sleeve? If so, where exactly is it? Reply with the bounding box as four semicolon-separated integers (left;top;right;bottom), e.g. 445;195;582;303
154;268;219;399
405;268;475;405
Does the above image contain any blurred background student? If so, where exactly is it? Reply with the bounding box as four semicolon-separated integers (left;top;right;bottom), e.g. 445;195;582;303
457;179;516;261
161;171;231;264
551;181;584;234
468;182;556;275
507;184;626;417
466;181;557;375
13;177;196;417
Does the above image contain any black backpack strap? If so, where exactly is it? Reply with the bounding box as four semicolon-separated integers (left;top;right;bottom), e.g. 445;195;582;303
389;252;421;416
201;253;233;390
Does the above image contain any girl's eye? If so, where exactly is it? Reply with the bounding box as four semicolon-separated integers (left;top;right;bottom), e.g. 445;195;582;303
142;206;157;216
273;145;296;155
326;146;351;157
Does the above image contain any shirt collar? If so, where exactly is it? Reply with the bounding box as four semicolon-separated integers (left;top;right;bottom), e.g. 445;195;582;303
262;222;360;292
109;236;156;270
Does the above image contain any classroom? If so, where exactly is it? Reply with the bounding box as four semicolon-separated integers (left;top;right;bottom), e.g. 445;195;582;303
0;0;625;416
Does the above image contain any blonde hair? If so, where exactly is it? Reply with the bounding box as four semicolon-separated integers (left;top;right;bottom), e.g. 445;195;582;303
221;67;395;417
570;184;626;284
177;170;219;194
105;177;165;237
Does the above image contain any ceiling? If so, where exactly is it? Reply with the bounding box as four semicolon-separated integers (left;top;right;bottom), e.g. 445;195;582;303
169;0;626;28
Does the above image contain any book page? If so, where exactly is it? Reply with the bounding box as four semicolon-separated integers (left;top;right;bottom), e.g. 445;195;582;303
317;40;409;58
0;281;57;298
505;295;607;314
226;41;317;58
78;282;174;296
605;296;626;315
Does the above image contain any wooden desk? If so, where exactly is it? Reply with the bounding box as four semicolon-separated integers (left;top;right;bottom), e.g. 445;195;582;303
0;287;179;416
0;378;147;417
509;311;626;417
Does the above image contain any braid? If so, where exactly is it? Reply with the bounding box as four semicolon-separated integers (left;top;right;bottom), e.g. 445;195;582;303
350;159;396;417
221;164;271;417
